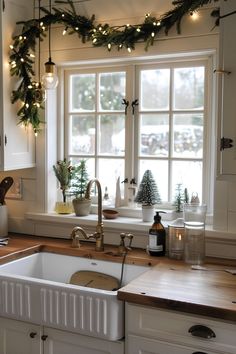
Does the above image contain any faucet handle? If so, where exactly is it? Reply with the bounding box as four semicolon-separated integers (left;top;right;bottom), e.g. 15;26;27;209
125;233;134;251
118;232;134;254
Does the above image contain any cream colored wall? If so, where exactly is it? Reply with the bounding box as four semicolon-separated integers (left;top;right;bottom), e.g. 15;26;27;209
1;1;226;236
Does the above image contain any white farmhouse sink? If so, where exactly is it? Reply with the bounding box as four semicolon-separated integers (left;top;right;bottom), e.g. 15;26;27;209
0;252;148;340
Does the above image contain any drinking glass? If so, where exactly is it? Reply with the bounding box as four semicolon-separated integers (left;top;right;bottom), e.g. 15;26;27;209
183;204;207;265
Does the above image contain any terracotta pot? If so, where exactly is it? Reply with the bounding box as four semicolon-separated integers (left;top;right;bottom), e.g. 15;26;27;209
72;198;91;216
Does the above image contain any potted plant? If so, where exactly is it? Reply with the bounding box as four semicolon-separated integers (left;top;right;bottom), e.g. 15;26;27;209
53;158;74;214
70;159;91;216
134;169;162;222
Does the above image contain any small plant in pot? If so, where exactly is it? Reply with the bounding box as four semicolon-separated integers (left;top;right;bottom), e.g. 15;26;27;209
134;169;162;222
70;159;91;216
53;158;74;214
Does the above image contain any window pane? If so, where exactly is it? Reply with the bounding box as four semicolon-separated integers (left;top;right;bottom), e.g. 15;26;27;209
69;115;95;155
139;160;168;201
99;114;125;156
70;158;95;179
172;161;202;201
98;158;125;200
173;114;203;158
140;114;169;157
99;72;125;111
140;69;170;110
70;74;95;111
173;67;204;110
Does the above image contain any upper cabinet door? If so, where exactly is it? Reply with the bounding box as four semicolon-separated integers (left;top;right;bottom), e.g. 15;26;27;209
0;0;35;171
218;0;236;176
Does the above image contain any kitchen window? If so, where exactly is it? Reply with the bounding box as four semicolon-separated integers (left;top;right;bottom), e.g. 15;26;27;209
63;56;213;209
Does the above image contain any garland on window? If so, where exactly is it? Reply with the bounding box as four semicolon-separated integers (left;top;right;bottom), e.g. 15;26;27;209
9;0;221;134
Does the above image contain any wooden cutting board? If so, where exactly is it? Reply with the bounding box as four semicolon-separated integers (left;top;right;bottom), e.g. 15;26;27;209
69;270;119;291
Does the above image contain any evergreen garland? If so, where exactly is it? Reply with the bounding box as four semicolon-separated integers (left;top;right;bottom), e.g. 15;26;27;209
9;0;222;133
134;170;162;206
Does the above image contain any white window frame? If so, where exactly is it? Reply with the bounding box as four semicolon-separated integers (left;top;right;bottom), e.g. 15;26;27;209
61;53;215;214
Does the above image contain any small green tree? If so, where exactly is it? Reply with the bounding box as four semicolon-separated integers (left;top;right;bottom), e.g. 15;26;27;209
53;158;74;203
173;184;189;212
70;159;90;199
134;170;162;206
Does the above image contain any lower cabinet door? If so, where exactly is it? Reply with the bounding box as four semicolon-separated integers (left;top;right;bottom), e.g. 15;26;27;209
0;317;42;354
127;335;218;354
44;327;124;354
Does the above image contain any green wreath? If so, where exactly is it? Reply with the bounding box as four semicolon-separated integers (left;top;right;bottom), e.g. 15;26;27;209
9;0;221;134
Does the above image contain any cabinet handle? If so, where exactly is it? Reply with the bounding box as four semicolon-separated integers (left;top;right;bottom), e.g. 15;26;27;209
220;137;233;151
29;332;37;338
192;352;209;354
189;325;216;339
41;335;48;341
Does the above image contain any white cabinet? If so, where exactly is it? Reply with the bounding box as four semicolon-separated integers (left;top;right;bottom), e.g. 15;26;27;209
0;0;35;171
44;327;124;354
0;317;124;354
126;303;236;354
0;317;42;354
218;0;236;176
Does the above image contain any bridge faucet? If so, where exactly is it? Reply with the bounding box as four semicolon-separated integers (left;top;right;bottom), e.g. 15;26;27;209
70;178;104;252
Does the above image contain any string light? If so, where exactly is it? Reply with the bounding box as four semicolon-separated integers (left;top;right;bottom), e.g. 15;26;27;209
9;0;211;134
190;11;199;21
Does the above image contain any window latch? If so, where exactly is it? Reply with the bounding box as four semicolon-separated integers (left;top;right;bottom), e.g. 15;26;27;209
122;99;129;115
131;99;139;115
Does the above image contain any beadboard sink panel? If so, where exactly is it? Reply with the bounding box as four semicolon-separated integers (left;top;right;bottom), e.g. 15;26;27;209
0;252;148;340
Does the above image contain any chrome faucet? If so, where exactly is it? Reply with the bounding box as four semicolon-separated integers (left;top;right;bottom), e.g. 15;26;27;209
70;178;105;252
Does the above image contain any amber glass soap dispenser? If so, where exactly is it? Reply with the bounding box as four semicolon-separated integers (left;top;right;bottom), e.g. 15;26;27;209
148;211;166;256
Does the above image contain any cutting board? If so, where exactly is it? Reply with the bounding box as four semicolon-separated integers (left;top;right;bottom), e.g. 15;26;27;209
69;270;119;291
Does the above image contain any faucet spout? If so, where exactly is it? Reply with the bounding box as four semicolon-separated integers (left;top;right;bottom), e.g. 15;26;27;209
85;179;104;251
71;226;93;248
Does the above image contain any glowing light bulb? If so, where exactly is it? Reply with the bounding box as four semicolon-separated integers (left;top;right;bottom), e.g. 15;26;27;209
42;58;59;90
190;11;199;21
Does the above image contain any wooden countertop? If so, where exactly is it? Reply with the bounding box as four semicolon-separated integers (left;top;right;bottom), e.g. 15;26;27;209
1;233;236;322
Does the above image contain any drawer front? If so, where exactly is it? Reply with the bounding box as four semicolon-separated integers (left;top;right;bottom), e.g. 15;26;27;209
126;304;236;354
127;334;217;354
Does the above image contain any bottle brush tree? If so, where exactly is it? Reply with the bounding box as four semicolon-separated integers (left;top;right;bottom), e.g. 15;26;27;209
134;170;162;206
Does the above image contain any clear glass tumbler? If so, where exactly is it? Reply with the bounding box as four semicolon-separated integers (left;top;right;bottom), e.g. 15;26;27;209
183;204;207;265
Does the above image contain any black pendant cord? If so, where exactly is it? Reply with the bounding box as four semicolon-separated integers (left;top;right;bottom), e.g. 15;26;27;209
48;0;52;60
38;0;41;80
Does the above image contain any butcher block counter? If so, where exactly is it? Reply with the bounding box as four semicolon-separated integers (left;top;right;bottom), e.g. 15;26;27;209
1;233;236;322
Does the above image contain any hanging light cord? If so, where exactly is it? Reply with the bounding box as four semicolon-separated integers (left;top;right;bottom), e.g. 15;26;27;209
38;0;41;80
48;0;52;61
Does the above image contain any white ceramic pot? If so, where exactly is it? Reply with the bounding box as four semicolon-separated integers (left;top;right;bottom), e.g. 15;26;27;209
142;205;155;222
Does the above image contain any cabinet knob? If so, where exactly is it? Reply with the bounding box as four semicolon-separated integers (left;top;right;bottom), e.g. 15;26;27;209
41;335;48;341
29;332;37;338
189;325;216;339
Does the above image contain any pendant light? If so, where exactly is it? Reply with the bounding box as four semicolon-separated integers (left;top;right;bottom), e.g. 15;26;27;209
42;0;58;89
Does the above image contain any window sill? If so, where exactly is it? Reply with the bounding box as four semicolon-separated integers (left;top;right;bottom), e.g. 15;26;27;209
26;211;221;238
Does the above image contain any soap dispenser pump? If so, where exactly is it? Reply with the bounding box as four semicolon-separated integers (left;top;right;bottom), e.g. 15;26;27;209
148;211;166;256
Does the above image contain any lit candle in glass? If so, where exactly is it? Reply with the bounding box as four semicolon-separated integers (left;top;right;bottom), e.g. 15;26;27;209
168;218;185;260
